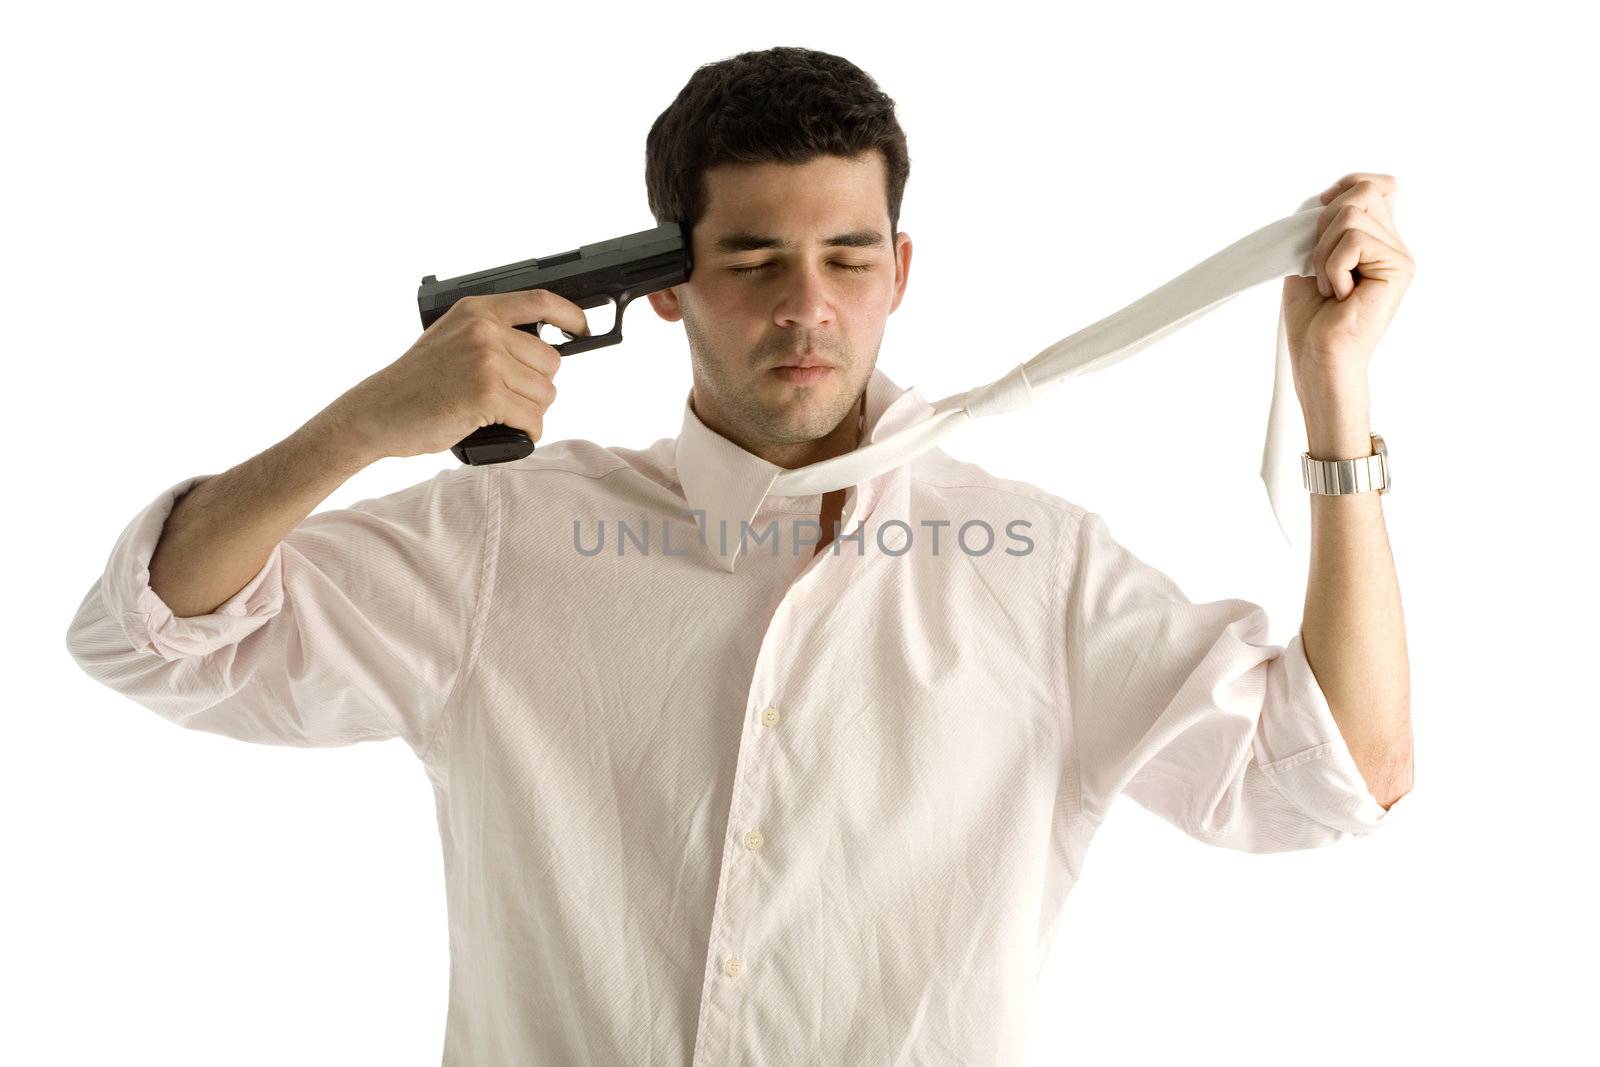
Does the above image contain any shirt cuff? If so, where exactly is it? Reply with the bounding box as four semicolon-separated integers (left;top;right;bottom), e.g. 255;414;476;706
105;474;286;662
1252;630;1410;834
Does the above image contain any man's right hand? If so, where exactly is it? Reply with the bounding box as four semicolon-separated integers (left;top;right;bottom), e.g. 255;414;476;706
326;290;591;461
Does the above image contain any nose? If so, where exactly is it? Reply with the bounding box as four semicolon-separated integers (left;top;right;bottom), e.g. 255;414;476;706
774;263;835;331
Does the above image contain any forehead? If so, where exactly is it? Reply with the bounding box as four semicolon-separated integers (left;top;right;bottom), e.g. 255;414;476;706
698;152;888;249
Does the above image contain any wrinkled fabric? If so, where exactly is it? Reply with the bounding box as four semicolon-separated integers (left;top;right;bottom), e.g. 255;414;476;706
65;365;1404;1065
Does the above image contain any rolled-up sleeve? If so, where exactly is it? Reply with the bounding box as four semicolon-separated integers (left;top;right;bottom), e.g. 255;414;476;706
64;467;491;758
1063;509;1405;853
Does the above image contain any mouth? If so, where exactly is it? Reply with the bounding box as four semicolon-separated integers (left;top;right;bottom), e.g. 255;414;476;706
770;364;836;384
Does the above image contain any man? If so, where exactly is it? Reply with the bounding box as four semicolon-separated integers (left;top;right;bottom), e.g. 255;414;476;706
65;45;1414;1065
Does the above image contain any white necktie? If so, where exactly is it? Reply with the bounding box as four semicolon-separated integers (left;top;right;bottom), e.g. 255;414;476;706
769;193;1328;548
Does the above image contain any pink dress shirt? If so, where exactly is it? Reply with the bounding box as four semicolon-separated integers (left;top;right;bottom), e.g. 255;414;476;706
65;364;1404;1065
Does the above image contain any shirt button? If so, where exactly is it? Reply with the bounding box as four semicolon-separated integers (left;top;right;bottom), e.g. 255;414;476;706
725;957;743;977
744;829;764;850
762;706;781;727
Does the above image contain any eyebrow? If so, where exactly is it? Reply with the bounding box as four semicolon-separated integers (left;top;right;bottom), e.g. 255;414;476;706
712;229;886;254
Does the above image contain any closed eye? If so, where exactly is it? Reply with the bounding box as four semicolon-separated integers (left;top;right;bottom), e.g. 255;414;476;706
729;262;873;276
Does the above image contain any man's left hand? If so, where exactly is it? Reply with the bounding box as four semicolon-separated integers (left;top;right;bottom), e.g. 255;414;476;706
1281;172;1415;404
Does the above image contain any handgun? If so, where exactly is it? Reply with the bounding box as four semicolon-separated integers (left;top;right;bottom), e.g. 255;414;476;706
417;221;692;465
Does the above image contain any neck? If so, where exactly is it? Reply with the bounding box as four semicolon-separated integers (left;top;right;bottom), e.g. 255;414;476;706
693;389;866;470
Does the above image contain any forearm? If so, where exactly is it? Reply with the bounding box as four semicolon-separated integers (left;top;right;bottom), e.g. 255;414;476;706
148;409;381;619
1299;382;1413;809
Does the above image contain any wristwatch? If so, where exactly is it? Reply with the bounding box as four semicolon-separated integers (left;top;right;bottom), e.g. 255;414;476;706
1302;432;1390;495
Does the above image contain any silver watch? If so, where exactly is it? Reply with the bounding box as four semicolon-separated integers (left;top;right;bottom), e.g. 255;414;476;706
1302;432;1390;495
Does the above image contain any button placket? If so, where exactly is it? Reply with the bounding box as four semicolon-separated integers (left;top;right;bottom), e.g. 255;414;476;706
697;554;818;1060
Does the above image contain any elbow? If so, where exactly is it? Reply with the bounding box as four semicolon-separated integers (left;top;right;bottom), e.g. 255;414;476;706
1376;763;1414;811
1364;742;1414;811
1345;708;1413;813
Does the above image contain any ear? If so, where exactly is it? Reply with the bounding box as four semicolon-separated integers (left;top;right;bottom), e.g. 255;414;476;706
887;230;913;315
647;286;684;323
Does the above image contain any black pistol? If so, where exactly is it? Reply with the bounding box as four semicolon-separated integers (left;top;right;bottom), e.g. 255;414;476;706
417;221;692;465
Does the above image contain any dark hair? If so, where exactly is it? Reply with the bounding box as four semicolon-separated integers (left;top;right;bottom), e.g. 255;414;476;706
644;46;911;246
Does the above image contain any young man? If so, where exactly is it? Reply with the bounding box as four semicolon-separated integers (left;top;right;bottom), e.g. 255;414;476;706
66;45;1413;1065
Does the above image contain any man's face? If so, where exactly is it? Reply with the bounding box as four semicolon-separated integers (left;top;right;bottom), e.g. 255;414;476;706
647;150;913;458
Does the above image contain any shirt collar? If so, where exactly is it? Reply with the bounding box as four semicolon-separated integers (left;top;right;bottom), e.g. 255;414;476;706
673;364;933;573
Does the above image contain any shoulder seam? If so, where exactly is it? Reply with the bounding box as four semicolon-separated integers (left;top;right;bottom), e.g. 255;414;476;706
504;464;635;482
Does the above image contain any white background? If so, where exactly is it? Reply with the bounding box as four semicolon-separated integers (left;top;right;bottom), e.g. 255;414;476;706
10;1;1595;1063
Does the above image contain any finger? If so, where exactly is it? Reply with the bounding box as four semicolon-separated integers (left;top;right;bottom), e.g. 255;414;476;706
497;321;563;380
1325;227;1412;300
1321;180;1402;247
1312;206;1406;296
499;351;559;410
1319;171;1398;208
466;289;593;338
1324;191;1401;268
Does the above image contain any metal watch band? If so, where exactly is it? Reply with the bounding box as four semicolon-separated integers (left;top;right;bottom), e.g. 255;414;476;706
1302;432;1390;495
